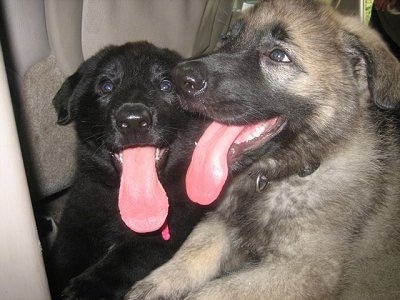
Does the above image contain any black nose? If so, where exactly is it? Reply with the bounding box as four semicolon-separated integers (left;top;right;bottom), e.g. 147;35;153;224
114;103;152;133
172;60;208;97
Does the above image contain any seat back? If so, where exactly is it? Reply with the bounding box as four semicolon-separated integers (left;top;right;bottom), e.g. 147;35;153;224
2;0;234;200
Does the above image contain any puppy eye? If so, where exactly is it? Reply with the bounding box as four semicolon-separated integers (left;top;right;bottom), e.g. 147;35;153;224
269;49;291;63
160;79;172;93
100;80;114;94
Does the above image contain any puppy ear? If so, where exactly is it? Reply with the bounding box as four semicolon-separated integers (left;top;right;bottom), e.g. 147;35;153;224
53;71;82;125
341;22;400;110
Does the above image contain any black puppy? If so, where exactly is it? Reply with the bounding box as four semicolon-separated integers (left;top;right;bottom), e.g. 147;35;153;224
49;41;205;299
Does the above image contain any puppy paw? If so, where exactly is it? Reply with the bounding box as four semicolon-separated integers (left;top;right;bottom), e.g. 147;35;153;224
125;281;155;300
61;273;121;300
125;279;187;300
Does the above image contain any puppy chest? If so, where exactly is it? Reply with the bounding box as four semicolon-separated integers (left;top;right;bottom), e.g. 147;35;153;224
222;176;321;255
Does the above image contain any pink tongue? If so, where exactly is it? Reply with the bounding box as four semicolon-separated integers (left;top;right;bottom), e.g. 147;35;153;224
118;147;169;233
186;121;244;205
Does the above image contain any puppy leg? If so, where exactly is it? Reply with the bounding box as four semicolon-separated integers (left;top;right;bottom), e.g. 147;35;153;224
61;238;177;300
185;255;340;300
125;214;230;300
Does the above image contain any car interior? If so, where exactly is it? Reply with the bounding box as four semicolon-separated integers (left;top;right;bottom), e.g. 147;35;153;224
0;0;398;299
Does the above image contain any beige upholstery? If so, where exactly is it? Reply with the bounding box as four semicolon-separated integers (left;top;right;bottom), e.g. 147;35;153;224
0;46;51;300
2;0;235;199
46;0;234;76
22;55;76;198
81;1;206;60
45;0;84;75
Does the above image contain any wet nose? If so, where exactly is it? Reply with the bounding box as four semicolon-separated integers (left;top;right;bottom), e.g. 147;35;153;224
172;60;208;97
114;103;152;133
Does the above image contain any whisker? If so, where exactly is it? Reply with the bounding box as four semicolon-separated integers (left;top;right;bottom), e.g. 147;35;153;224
91;140;107;159
159;136;172;147
83;130;108;142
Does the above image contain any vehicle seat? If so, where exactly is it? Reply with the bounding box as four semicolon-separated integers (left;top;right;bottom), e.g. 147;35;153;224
1;0;235;208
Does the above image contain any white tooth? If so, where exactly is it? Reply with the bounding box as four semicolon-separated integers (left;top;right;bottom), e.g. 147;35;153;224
156;148;161;161
247;125;266;142
119;152;123;163
195;141;198;146
256;125;265;136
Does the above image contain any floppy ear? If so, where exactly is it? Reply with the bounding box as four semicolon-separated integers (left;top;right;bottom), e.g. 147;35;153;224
52;47;107;125
52;71;83;125
341;20;400;110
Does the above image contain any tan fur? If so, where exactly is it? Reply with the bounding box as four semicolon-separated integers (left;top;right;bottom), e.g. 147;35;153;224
126;1;400;299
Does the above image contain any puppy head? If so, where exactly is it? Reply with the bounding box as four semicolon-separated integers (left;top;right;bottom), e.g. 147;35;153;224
54;42;199;234
172;0;400;205
53;41;184;151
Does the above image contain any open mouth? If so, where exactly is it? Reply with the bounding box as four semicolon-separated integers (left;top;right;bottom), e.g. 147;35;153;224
186;116;286;206
228;116;286;162
112;146;171;239
112;147;168;173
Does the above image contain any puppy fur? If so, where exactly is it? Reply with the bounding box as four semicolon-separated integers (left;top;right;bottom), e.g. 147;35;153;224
126;1;400;299
49;41;206;300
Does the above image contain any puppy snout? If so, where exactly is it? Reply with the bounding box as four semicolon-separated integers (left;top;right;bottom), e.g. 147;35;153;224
114;103;152;133
173;61;208;97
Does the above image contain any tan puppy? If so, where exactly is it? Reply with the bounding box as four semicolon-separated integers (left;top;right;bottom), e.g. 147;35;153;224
126;0;400;299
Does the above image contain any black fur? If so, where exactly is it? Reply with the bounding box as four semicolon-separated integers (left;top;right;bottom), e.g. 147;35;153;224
49;41;206;300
